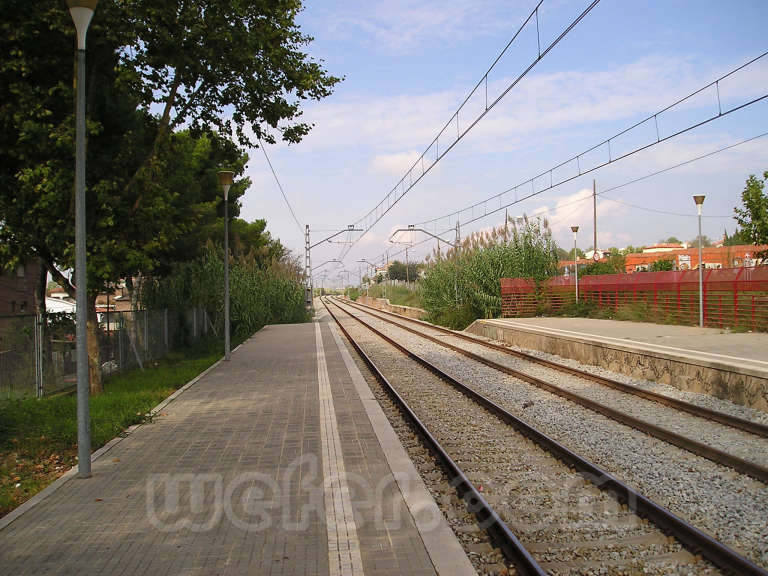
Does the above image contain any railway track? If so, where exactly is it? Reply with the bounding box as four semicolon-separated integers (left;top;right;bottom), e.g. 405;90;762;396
338;297;768;483
321;297;768;576
345;298;768;437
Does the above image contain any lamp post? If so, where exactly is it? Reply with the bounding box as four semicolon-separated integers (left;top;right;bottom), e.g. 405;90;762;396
693;195;705;327
67;0;98;480
218;170;235;360
571;226;580;304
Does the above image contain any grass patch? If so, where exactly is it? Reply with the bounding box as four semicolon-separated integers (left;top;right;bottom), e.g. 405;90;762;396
426;303;478;330
366;284;423;308
0;349;219;516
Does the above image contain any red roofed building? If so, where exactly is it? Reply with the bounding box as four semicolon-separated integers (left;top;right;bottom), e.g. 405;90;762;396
624;244;766;272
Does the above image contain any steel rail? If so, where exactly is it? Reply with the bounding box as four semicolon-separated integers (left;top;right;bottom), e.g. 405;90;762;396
320;298;547;576
325;297;768;576
338;297;768;482
345;297;768;438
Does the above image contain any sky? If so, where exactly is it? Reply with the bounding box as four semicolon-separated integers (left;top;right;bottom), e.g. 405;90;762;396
237;0;768;287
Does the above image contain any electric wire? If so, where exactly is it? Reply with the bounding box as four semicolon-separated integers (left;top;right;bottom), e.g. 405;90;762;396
546;130;768;226
361;130;767;264
340;0;602;257
411;51;768;233
258;139;304;236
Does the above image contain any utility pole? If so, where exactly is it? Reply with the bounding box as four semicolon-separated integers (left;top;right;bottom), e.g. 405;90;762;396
455;221;461;250
455;221;461;303
504;209;509;244
593;179;598;255
405;246;410;284
304;225;312;309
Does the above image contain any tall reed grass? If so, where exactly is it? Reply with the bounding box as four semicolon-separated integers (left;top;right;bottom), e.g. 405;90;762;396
421;216;558;328
141;244;309;338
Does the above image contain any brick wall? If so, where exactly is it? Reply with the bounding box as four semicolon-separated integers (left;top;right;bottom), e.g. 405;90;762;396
0;260;43;315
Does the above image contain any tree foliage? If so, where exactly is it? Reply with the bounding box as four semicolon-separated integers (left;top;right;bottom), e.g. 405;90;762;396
649;258;675;272
0;1;339;392
388;260;420;282
735;171;768;258
141;245;308;338
687;235;713;247
580;252;627;276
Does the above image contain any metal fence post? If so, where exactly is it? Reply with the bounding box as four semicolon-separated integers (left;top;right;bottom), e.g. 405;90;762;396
164;308;169;352
118;315;124;371
34;314;43;398
144;309;149;359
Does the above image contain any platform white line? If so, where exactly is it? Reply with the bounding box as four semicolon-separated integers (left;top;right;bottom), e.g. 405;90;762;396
316;322;365;576
328;320;477;576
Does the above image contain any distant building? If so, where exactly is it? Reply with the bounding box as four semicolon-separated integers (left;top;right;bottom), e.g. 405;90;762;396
46;295;76;314
0;260;44;315
624;244;766;272
640;242;688;253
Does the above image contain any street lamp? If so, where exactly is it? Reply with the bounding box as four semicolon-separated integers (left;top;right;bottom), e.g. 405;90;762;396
66;0;99;480
693;195;705;327
571;226;580;304
218;170;235;361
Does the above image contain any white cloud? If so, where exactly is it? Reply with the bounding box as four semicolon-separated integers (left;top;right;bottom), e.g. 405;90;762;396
371;151;422;175
295;54;768;163
311;0;526;54
532;187;629;248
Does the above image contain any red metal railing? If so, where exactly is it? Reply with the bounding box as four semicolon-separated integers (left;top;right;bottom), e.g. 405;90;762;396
500;267;768;331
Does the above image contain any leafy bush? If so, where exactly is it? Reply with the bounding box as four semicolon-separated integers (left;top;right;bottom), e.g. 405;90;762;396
649;258;674;272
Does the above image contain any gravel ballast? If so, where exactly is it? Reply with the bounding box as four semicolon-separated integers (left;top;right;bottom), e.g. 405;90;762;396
329;302;723;575
333;299;768;570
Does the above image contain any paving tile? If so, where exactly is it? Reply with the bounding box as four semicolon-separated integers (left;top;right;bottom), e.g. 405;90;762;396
0;318;447;576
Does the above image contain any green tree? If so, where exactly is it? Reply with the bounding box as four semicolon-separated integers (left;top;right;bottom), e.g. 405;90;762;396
722;227;751;246
388;260;420;282
649;258;675;272
0;1;340;393
735;171;768;258
580;252;627;276
687;235;712;247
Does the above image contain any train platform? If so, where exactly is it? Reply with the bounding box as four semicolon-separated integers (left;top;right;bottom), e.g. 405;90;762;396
0;310;474;575
467;316;768;412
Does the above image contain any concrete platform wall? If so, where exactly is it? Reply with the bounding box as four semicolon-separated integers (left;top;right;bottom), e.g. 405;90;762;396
467;319;768;413
356;296;427;320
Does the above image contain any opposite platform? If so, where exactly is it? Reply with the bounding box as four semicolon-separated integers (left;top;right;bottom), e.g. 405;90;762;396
0;315;474;576
468;316;768;411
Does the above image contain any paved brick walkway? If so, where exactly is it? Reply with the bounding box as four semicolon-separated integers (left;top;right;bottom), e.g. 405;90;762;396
0;317;471;576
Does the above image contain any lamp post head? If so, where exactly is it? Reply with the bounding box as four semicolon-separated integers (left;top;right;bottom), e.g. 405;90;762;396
217;170;235;201
693;194;705;215
571;225;579;234
66;0;99;50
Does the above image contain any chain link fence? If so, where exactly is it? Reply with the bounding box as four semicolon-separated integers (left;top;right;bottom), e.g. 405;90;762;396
0;308;210;399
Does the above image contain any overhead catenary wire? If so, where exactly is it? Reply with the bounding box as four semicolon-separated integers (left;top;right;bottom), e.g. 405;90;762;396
340;51;768;266
338;0;602;259
410;51;768;234
258;138;304;236
546;130;768;226
361;129;767;265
